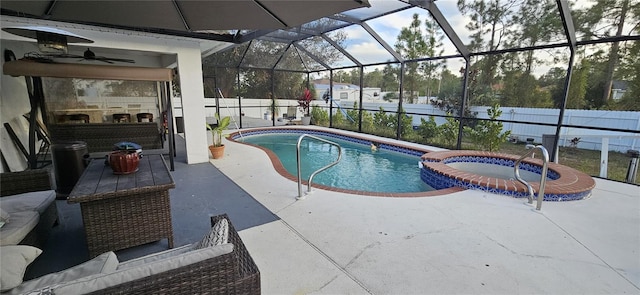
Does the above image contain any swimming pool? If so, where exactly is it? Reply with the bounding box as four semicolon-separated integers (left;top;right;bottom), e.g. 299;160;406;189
230;128;442;196
229;127;595;201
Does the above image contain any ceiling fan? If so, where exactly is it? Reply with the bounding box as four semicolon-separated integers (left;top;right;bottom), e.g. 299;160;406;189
2;26;93;53
3;26;135;63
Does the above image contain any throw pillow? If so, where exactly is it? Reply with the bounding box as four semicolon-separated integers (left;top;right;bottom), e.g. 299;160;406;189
193;218;229;249
0;245;42;292
6;252;119;295
0;208;9;228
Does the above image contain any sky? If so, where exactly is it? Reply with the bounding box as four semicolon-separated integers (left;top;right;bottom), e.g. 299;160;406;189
316;0;605;79
309;1;470;78
342;1;469;65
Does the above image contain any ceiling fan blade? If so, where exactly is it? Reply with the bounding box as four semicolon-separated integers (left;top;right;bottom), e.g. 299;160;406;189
84;48;135;63
45;53;84;59
22;55;57;63
101;57;135;63
95;58;114;64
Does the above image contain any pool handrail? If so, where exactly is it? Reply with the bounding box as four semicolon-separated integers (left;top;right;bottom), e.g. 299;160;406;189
296;134;342;200
514;145;549;210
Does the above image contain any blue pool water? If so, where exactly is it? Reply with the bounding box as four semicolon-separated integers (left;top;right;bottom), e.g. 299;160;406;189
239;133;434;193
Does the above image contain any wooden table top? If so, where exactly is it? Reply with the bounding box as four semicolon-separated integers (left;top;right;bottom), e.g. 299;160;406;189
68;154;174;203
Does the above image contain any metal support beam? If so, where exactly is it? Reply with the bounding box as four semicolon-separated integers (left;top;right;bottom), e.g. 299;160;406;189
270;70;275;125
172;0;191;31
552;0;578;162
236;67;242;129
329;70;334;127
358;66;364;132
557;0;577;48
236;69;243;128
327;14;361;24
406;0;471;148
397;62;405;139
238;40;253;67
272;43;293;70
361;22;403;62
44;0;58;16
253;0;288;28
456;59;471;149
321;34;361;66
235;30;277;43
293;43;331;69
211;68;220;122
409;0;470;60
329;4;413;24
165;81;175;171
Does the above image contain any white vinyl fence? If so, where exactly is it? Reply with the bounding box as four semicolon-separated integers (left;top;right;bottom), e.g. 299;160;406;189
174;97;640;152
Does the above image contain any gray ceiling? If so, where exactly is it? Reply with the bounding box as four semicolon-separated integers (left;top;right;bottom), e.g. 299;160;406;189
1;0;370;42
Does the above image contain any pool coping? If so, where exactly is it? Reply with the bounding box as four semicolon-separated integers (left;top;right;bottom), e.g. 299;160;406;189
421;150;596;201
228;127;463;198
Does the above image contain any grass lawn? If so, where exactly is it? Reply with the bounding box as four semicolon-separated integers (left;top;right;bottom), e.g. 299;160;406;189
347;127;638;185
497;142;638;184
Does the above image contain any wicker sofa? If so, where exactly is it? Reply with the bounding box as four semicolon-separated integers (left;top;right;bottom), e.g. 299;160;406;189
0;169;58;247
48;123;163;153
2;214;260;295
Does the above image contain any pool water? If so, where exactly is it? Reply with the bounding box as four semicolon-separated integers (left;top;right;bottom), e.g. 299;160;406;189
240;133;434;193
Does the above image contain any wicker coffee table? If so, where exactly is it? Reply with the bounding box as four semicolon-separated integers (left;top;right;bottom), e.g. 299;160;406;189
68;154;175;257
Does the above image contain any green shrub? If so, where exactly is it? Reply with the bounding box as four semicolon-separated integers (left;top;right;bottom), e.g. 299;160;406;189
361;110;375;132
438;114;459;148
398;107;414;138
332;110;346;127
373;107;394;129
311;106;329;126
465;104;510;152
417;116;438;140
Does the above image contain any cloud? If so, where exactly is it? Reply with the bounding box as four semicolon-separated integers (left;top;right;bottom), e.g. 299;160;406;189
332;1;563;77
342;25;370;41
342;3;475;59
347;42;395;64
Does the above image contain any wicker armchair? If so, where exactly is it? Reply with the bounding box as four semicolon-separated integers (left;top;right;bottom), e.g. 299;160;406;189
89;214;261;295
0;169;58;247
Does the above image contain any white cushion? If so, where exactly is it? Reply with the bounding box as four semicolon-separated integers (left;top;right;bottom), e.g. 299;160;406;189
193;218;229;249
0;211;39;246
53;244;234;294
0;245;42;292
0;190;55;215
116;244;193;270
4;252;119;295
0;208;9;228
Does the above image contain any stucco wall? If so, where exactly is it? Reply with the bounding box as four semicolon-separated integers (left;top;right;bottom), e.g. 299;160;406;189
1;16;228;171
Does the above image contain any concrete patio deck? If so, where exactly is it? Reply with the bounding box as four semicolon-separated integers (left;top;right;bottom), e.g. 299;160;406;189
26;125;639;294
215;126;639;294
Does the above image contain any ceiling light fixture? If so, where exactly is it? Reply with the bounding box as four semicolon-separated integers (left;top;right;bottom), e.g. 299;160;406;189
2;26;93;54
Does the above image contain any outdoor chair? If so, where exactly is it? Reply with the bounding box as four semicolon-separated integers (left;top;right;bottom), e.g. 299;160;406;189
112;113;131;123
284;106;297;125
2;214;260;294
0;169;58;248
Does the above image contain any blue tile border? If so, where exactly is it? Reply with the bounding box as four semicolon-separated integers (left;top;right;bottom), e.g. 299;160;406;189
442;156;560;180
420;154;590;202
232;128;426;157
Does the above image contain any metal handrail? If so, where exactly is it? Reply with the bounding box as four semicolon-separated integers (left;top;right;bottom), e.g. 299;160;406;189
296;134;342;200
514;145;549;210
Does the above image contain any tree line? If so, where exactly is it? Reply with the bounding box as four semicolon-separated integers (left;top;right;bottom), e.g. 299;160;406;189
319;0;638;112
203;0;637;112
